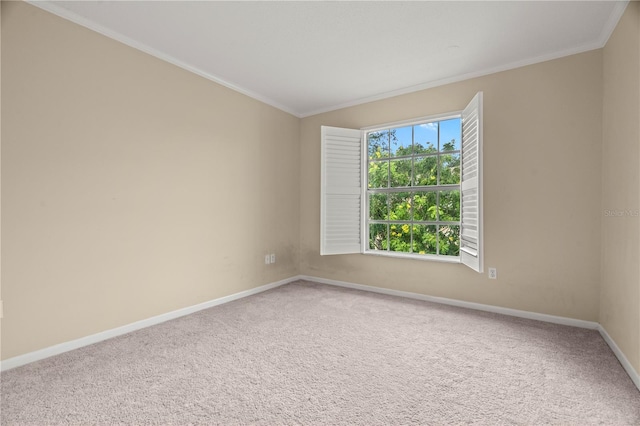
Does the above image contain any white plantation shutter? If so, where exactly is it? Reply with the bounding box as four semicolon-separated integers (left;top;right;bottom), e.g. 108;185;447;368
320;126;363;255
460;92;484;272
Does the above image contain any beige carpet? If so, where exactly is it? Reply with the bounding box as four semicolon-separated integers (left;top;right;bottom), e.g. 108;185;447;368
2;280;639;425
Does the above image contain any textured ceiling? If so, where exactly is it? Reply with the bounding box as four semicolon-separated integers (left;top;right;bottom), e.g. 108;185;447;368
32;1;627;117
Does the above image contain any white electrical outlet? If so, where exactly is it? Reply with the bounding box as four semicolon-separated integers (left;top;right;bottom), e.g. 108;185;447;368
264;255;271;265
270;253;276;264
488;268;497;279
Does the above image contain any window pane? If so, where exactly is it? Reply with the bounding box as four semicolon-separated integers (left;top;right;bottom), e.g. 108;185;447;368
440;152;460;185
368;130;389;159
365;115;463;260
389;223;411;253
389;192;411;221
390;126;412;157
412;225;437;255
439;190;460;221
439;225;460;256
390;159;412;187
413;191;437;221
414;155;438;186
414;122;438;154
440;118;461;151
368;161;389;188
369;223;388;251
369;193;388;220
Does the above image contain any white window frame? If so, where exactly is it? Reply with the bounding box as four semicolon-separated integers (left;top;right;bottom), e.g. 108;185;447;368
362;112;463;263
321;92;483;272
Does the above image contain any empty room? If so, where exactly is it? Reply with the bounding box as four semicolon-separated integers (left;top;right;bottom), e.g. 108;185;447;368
2;0;639;424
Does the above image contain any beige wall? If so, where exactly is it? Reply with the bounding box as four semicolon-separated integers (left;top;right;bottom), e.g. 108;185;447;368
2;0;638;375
300;51;603;322
0;0;3;361
601;1;640;373
1;1;300;359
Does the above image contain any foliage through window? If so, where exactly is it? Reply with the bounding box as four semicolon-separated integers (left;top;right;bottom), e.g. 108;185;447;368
366;117;461;258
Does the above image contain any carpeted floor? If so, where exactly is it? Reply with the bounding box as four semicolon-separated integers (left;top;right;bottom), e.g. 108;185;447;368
2;280;639;425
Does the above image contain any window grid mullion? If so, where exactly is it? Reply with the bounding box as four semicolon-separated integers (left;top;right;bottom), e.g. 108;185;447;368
367;184;458;194
369;220;460;226
437;123;441;187
386;131;391;188
368;150;459;164
411;124;415;254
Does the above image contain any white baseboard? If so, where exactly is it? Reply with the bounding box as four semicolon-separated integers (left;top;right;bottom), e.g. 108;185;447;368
598;325;640;390
299;274;640;392
1;276;297;372
299;275;599;329
4;273;639;394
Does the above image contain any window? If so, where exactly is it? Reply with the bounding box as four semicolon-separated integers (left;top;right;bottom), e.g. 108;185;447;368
321;92;483;272
366;117;461;259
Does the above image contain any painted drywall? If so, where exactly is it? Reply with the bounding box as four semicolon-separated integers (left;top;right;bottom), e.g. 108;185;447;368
0;0;3;362
300;50;603;322
1;1;300;359
601;1;640;374
2;0;636;371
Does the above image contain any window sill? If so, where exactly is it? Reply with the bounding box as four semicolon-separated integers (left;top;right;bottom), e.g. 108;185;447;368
363;250;461;263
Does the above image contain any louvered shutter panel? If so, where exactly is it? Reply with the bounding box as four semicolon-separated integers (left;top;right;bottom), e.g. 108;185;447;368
320;126;363;255
460;92;484;272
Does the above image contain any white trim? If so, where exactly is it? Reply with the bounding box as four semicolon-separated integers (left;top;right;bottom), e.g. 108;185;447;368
598;325;640;390
26;1;628;120
361;111;462;132
0;276;297;372
598;1;630;47
299;275;640;392
362;250;462;264
299;275;598;329
299;42;608;118
5;273;639;394
26;1;299;118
